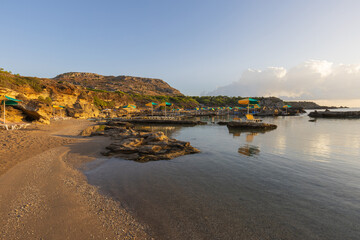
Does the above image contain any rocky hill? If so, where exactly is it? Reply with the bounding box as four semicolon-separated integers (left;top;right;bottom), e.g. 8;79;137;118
0;70;135;124
0;69;198;124
54;72;183;96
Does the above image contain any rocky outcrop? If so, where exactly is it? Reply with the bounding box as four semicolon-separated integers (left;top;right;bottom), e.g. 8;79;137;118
54;72;183;96
285;101;343;109
0;75;132;124
94;121;200;162
308;110;360;118
258;97;285;109
226;121;277;130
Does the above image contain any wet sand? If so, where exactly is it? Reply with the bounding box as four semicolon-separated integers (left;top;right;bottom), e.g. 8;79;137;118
0;120;151;239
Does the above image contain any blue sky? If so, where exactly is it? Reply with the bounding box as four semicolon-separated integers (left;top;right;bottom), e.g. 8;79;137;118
1;0;360;100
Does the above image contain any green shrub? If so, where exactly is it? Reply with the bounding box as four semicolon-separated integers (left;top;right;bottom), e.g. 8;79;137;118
93;95;115;108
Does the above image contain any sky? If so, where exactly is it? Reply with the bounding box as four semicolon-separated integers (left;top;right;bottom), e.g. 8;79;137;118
1;0;360;106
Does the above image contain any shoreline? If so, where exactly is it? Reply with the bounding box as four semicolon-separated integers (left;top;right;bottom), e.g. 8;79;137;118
0;119;151;239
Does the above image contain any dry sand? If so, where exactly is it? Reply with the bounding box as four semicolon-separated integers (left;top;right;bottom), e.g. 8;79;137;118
0;119;151;239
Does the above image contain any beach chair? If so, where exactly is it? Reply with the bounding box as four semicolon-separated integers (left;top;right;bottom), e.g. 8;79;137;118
0;123;28;130
233;117;242;122
245;114;262;122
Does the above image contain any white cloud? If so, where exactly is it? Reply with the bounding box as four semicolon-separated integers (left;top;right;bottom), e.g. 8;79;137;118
207;60;360;100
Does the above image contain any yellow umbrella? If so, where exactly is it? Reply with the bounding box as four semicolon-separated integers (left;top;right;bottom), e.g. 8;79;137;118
52;105;65;118
238;98;259;105
159;102;172;116
145;102;158;116
283;105;291;114
238;98;259;114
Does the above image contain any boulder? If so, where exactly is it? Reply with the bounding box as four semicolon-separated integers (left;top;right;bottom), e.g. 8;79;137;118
144;132;168;142
80;125;104;136
137;145;163;154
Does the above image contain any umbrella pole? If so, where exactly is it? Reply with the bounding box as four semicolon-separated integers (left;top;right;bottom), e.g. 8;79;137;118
3;100;5;124
152;105;153;116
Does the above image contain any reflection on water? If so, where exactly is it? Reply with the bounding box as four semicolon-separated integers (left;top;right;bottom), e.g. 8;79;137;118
85;113;360;240
227;126;275;157
134;125;183;138
238;144;260;156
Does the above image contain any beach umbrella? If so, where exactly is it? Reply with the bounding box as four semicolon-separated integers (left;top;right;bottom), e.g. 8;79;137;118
122;104;136;108
238;98;259;105
145;102;158;107
159;102;172;107
145;102;158;116
122;104;137;114
238;98;259;114
52;105;65;118
283;105;291;114
159;102;172;116
1;95;22;124
52;105;65;110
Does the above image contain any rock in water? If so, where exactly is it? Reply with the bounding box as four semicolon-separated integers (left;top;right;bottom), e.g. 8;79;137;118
99;124;200;162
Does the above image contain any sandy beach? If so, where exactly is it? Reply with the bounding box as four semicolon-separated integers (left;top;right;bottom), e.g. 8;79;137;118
0;120;151;239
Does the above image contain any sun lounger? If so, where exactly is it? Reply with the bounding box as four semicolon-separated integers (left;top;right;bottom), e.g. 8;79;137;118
233;117;242;122
245;114;262;122
0;122;30;130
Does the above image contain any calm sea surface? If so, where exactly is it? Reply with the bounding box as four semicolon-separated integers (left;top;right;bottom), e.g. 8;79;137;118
84;109;360;240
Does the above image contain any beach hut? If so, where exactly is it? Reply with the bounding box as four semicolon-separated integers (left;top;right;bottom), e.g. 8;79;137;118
159;102;172;116
145;102;158;116
1;95;22;124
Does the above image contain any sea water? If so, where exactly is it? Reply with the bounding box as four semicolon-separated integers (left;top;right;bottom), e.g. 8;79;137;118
84;110;360;240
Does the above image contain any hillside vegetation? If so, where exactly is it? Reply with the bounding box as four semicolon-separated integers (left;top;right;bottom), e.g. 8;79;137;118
54;72;183;96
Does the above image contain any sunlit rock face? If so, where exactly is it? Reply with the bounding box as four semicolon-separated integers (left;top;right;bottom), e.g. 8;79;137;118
54;72;183;96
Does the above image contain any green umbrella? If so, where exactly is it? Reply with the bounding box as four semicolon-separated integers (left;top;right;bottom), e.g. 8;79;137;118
122;104;136;108
145;102;158;116
1;95;22;124
238;98;259;114
159;102;172;116
283;105;291;114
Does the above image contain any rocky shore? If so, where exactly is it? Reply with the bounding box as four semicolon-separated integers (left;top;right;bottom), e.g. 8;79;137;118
308;110;360;118
86;121;200;162
0;120;151;239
